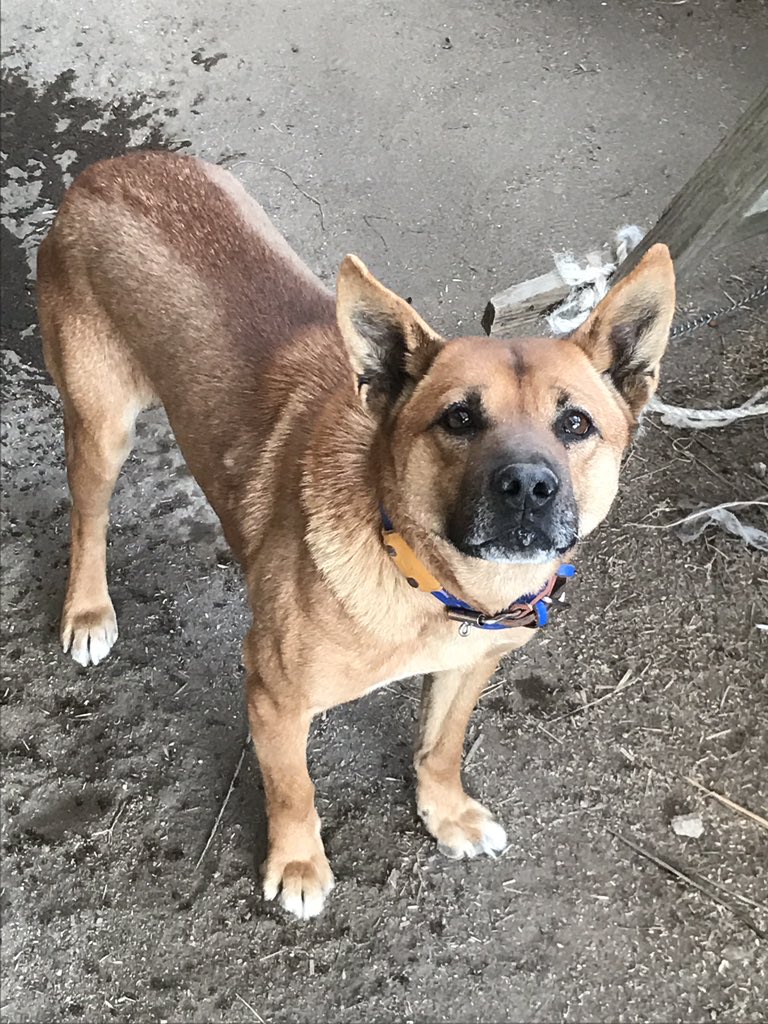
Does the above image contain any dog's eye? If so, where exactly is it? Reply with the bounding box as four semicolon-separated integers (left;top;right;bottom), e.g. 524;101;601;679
558;409;594;440
441;404;476;434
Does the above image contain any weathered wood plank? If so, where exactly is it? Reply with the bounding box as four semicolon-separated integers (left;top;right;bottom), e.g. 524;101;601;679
482;269;569;336
483;250;604;336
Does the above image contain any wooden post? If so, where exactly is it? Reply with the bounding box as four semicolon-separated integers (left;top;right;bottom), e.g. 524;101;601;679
613;84;768;284
484;84;768;336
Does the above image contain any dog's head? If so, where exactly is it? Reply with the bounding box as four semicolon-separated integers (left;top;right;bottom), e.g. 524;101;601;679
337;247;674;567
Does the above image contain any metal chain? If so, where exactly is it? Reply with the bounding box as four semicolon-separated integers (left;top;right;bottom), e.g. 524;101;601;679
669;280;768;340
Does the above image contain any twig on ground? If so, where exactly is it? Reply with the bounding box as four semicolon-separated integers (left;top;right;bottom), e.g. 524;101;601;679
536;722;563;745
479;679;504;702
464;732;484;766
235;993;266;1023
362;214;389;249
696;873;767;912
630;499;768;531
274;166;326;229
93;799;128;842
607;829;765;939
683;776;768;831
547;670;639;723
259;949;285;962
195;740;248;869
502;879;525;894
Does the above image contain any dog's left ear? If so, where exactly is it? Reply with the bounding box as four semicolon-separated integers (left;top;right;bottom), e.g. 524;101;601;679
570;244;676;418
337;255;444;415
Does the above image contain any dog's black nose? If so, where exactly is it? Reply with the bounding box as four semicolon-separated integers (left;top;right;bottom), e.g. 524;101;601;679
492;462;560;509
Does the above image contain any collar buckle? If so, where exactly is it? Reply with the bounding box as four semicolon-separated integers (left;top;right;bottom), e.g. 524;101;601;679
445;607;488;628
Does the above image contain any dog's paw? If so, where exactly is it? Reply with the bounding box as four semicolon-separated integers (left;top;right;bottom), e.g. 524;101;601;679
262;849;335;920
419;793;507;860
61;602;118;667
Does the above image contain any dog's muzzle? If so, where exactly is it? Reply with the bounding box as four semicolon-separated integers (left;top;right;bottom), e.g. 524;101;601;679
448;456;578;563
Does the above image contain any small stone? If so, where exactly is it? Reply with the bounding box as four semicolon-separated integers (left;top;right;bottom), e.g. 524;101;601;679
671;811;704;838
752;461;766;479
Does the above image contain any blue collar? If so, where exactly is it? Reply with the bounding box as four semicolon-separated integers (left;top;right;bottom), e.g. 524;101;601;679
380;509;575;635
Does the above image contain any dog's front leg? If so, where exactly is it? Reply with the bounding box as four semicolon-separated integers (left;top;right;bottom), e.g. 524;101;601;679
415;655;508;859
246;676;334;919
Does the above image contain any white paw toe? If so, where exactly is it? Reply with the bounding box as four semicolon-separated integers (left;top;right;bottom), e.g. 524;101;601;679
70;633;92;666
426;800;508;861
263;856;334;920
88;626;118;665
279;886;326;920
479;820;507;856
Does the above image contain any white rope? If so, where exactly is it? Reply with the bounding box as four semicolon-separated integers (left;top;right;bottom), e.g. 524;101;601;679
674;503;768;552
614;224;645;264
632;500;768;552
546;225;644;334
647;387;768;430
547;255;612;334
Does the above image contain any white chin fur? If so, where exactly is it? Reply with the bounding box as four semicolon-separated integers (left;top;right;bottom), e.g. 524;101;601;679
476;545;560;565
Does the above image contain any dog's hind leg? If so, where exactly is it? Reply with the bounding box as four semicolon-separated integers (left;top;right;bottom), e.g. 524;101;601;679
58;395;138;666
38;237;155;666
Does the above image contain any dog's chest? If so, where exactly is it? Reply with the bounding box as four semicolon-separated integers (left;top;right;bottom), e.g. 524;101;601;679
362;623;529;695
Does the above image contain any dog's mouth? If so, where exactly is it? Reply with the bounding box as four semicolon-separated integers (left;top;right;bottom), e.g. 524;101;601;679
450;526;578;565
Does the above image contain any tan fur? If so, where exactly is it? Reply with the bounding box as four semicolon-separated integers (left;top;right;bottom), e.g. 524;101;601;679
37;151;675;919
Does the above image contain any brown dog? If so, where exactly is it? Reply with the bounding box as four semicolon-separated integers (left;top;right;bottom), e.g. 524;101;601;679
37;151;675;919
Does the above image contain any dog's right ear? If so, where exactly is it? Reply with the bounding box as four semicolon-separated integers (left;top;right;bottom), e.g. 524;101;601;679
336;255;444;415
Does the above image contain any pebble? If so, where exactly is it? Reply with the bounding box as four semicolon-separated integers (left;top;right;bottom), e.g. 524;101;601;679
671;811;704;838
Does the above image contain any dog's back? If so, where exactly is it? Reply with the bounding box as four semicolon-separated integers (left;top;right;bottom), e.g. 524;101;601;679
39;150;338;402
37;152;343;558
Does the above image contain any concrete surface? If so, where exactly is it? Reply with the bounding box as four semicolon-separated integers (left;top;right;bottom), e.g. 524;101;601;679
2;1;767;1021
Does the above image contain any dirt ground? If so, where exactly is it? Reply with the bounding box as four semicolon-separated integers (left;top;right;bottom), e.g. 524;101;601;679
2;1;767;1021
